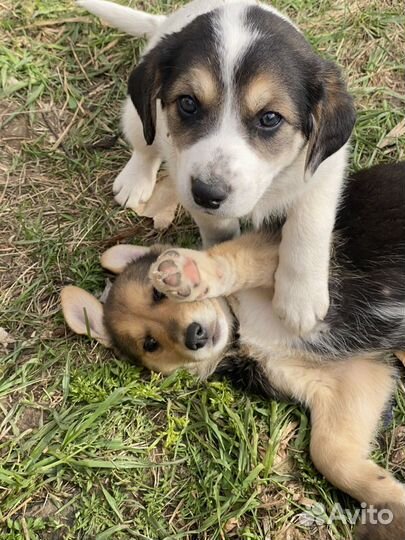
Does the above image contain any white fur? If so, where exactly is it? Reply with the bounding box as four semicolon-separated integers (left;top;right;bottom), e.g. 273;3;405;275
172;3;306;222
272;144;349;334
80;0;350;336
77;0;166;37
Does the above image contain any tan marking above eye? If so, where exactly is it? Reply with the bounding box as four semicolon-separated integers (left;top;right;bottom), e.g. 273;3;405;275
168;65;219;107
243;74;297;123
105;275;221;374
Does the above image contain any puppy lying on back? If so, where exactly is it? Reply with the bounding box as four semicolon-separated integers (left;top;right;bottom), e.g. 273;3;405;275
63;163;405;538
79;0;356;336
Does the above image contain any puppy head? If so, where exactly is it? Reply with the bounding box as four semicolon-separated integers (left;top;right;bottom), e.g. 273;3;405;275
61;244;232;378
129;3;355;218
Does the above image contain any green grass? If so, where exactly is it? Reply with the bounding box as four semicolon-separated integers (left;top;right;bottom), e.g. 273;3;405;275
1;0;404;538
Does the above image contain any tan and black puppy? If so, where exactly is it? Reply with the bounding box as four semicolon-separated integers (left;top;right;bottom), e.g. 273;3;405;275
79;0;356;337
62;163;405;538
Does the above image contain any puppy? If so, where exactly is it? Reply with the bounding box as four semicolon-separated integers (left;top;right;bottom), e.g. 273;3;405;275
62;162;405;538
78;0;356;336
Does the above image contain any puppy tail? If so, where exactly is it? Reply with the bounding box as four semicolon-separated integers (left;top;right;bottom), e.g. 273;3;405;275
355;503;405;540
77;0;166;38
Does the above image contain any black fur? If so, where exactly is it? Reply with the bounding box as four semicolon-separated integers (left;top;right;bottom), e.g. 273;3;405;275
102;164;404;390
304;163;405;355
216;164;405;394
242;6;356;174
128;11;220;145
129;3;355;164
336;162;405;269
103;249;161;363
214;354;284;400
128;60;159;145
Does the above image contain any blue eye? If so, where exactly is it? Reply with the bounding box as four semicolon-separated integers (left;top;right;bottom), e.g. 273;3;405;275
259;111;283;129
178;95;198;116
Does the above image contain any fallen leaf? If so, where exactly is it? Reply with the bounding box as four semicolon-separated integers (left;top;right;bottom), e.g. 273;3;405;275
0;327;14;349
378;118;405;148
224;517;239;533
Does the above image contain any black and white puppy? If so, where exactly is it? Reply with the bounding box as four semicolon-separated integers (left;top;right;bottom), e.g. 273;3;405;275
79;0;356;336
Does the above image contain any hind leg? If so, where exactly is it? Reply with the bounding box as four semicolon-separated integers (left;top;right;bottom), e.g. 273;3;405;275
114;97;161;209
308;356;405;537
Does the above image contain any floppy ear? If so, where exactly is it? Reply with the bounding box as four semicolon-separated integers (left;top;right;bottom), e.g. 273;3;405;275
128;50;161;145
61;286;111;347
305;61;356;178
100;244;151;274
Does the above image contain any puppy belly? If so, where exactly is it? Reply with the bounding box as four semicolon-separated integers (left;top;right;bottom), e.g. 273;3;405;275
236;288;299;351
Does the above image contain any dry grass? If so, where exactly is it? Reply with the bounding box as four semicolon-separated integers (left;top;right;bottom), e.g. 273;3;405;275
0;0;404;538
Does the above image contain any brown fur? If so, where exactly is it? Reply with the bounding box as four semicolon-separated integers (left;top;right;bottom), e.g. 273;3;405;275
102;245;231;374
165;65;222;148
246;347;405;539
305;64;356;174
200;231;280;294
150;236;405;536
148;231;279;303
62;232;405;536
105;281;227;374
166;66;219;107
356;503;405;540
243;73;297;123
165;63;307;157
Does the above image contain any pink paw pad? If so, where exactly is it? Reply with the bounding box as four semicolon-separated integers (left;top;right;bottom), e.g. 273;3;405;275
157;260;180;287
183;258;200;286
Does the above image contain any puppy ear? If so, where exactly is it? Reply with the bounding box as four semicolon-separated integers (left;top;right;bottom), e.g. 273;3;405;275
305;61;356;178
128;51;161;145
61;286;111;347
100;244;151;274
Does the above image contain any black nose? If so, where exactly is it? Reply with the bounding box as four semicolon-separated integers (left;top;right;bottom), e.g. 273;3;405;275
191;177;228;210
185;322;209;350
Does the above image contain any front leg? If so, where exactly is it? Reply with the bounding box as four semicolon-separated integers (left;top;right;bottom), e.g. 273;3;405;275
114;96;161;209
113;147;161;209
150;232;279;301
273;162;345;335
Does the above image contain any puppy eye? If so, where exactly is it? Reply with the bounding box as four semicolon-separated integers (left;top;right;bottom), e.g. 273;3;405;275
143;336;160;353
258;111;283;129
178;95;198;116
152;287;166;302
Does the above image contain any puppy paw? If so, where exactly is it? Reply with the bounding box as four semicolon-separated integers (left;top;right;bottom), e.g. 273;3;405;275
273;271;329;336
113;170;155;210
150;249;221;302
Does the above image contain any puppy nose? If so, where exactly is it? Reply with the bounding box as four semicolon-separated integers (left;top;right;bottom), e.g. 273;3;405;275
191;177;228;210
185;322;209;350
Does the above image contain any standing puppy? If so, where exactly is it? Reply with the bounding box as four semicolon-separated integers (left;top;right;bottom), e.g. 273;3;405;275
79;0;356;335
